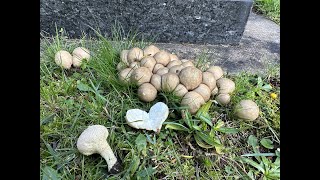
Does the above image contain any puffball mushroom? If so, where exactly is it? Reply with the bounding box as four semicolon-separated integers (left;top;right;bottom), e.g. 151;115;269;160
127;47;144;63
150;74;162;91
153;64;165;74
215;93;231;106
120;50;129;65
161;73;180;92
117;62;127;71
216;78;235;94
156;67;169;76
166;60;182;69
154;51;170;66
140;56;156;72
169;54;179;61
77;125;121;173
179;66;203;90
181;91;205;114
130;67;153;86
54;50;73;69
234;100;260;121
202;72;217;90
129;61;140;70
72;47;90;67
119;68;134;83
169;65;184;75
207;66;224;80
173;84;188;97
138;83;157;102
211;87;219;96
143;45;160;56
181;60;194;68
194;84;211;102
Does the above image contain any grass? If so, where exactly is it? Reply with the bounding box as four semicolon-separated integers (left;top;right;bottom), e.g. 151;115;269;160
253;0;280;24
40;29;280;179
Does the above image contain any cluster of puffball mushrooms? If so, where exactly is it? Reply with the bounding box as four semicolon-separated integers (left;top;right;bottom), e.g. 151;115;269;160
118;45;236;114
54;47;90;69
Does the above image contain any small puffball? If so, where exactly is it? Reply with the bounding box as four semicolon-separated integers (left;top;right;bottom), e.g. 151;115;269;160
129;61;140;70
169;65;184;75
207;66;224;80
130;67;153;86
161;73;180;92
169;54;179;61
72;47;90;67
127;47;144;63
138;83;157;102
150;74;162;91
173;84;188;97
119;68;134;83
179;66;203;90
143;45;160;56
55;50;73;69
117;62;127;71
215;94;231;106
181;60;194;68
216;78;235;94
154;51;170;66
202;72;217;90
211;87;219;96
181;59;189;63
194;84;211;102
120;50;129;65
234;100;260;121
166;60;182;69
156;67;169;76
181;91;205;114
153;64;165;74
140;56;156;72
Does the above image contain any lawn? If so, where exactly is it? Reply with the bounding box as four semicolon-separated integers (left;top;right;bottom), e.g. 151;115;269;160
253;0;280;24
40;29;280;179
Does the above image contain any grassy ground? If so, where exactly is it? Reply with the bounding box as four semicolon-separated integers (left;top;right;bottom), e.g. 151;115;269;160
253;0;280;24
40;30;280;179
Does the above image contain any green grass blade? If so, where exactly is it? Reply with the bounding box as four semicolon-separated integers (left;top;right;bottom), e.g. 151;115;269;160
164;122;190;132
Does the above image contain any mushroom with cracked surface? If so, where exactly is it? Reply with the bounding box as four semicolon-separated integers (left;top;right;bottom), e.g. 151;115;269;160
77;125;122;173
72;47;90;67
54;50;73;69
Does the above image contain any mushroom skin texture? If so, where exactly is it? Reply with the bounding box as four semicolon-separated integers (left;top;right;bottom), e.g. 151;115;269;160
119;68;134;83
194;84;211;102
181;91;205;114
77;125;121;173
127;47;144;63
153;64;165;74
216;78;235;94
207;66;224;80
138;83;157;102
153;51;170;66
143;45;160;56
117;62;127;71
211;87;219;96
181;59;189;63
150;74;162;91
161;73;180;92
120;50;129;65
166;60;182;69
181;60;194;68
54;50;73;69
140;56;156;72
156;67;169;76
215;93;231;106
72;47;91;67
169;65;184;75
130;67;153;86
129;61;140;70
169;54;179;61
173;84;188;97
234;100;260;121
179;66;203;90
202;72;217;90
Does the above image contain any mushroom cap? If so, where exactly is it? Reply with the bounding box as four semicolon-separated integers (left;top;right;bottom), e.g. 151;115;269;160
216;93;231;106
72;47;90;67
173;84;188;97
143;45;160;56
234;100;260;121
181;59;189;63
207;66;223;80
211;87;219;97
119;68;134;83
117;62;127;71
181;60;194;68
138;83;157;102
169;54;179;61
194;84;211;102
77;125;109;156
130;67;153;85
150;74;162;91
169;65;184;75
202;72;217;90
54;50;73;69
179;66;203;90
166;60;182;69
216;78;235;94
156;67;169;76
153;64;165;74
181;91;205;114
140;56;156;72
120;50;129;65
129;61;140;70
127;47;144;63
161;73;180;92
153;51;170;66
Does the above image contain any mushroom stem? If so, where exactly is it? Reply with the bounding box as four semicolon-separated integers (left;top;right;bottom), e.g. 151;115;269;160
99;143;118;171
